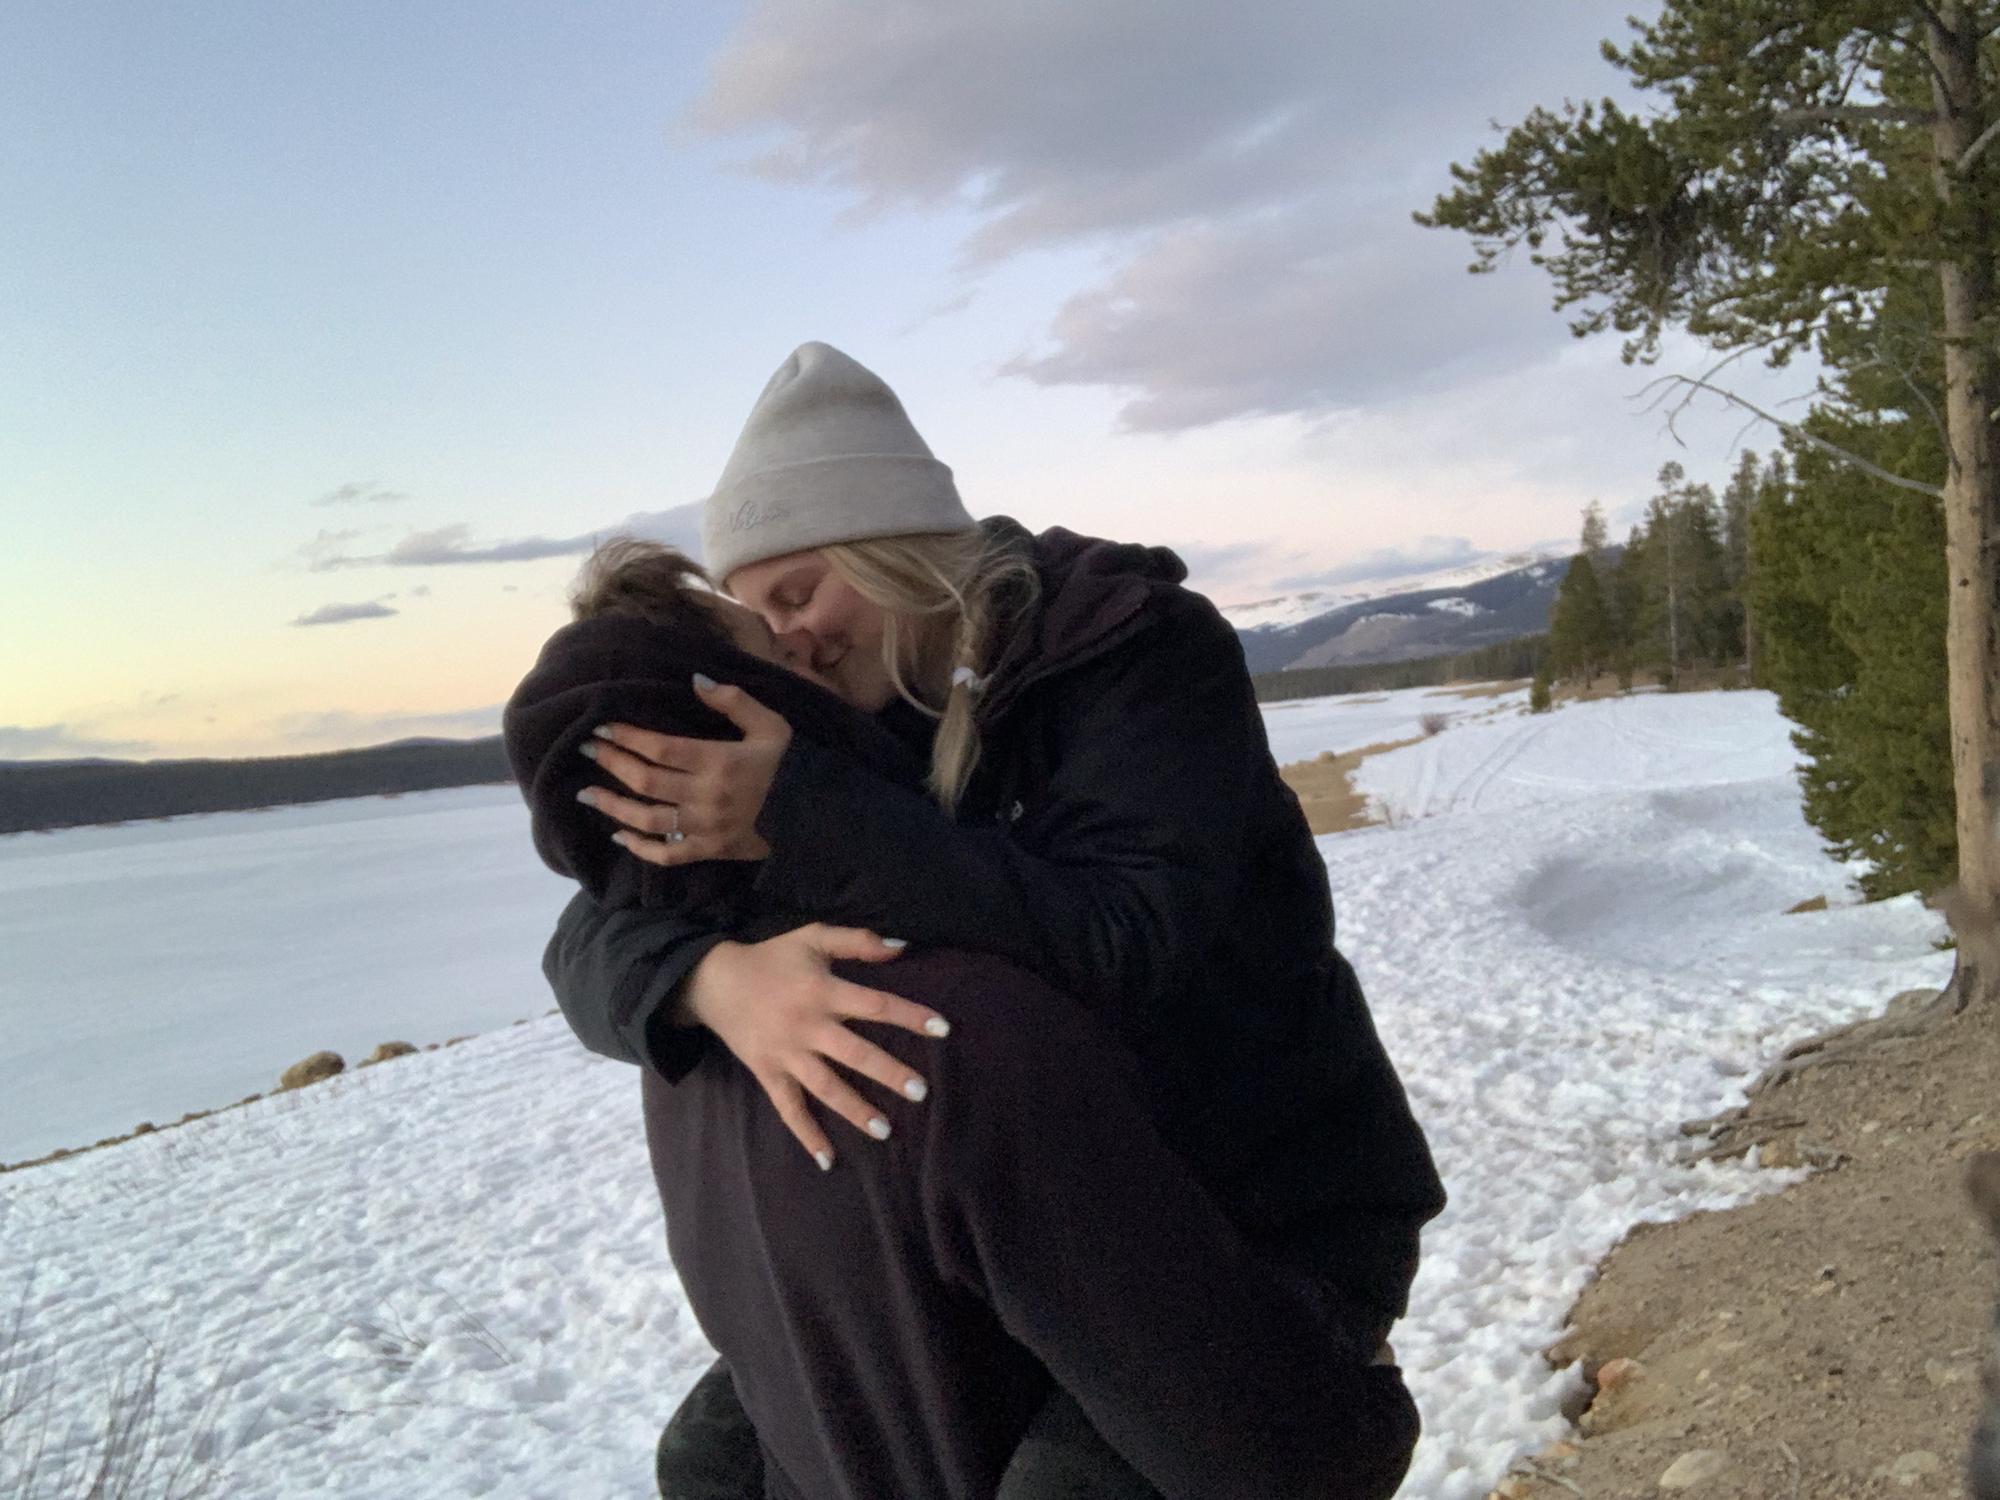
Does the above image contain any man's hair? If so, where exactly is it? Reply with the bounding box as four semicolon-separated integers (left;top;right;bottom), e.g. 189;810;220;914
569;537;733;650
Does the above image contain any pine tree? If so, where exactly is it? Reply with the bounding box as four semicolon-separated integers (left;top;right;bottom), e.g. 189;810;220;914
1580;501;1612;576
1721;450;1763;677
1548;553;1613;685
1678;485;1738;668
1530;664;1554;714
1751;406;1953;898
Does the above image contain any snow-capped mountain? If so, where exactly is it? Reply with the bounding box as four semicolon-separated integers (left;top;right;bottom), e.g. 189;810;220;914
1222;550;1572;674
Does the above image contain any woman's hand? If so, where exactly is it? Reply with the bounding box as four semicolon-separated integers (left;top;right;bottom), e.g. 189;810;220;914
684;925;950;1170
579;676;788;865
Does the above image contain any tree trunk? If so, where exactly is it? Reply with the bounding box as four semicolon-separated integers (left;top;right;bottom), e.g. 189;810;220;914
1927;4;2000;1012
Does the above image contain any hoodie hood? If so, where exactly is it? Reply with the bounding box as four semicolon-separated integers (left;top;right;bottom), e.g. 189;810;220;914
503;612;923;909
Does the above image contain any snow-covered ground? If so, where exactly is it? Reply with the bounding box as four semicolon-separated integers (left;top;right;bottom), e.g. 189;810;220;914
1258;682;1527;767
1;690;1952;1499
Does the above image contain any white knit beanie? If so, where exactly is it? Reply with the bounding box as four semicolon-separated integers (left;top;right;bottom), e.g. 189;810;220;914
700;341;976;580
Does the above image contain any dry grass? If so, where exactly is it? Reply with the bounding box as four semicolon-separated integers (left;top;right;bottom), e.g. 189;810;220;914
1427;677;1533;702
1278;735;1427;835
0;1273;228;1499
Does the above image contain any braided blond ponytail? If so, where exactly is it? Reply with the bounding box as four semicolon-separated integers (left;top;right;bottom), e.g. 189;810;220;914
821;529;1037;814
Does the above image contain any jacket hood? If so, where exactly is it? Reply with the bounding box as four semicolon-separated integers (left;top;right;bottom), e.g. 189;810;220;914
978;518;1190;722
503;612;922;908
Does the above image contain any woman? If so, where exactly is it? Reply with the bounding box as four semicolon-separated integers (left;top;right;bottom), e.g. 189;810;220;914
552;342;1446;1494
506;546;1419;1499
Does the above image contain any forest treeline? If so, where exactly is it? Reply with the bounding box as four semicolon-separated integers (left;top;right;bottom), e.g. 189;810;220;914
1249;635;1545;705
1536;432;1951;900
0;739;512;836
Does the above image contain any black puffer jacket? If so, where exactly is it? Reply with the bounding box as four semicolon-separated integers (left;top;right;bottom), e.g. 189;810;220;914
545;522;1445;1312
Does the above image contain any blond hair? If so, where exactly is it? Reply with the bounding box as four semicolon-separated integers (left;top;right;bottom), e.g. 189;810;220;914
820;529;1038;814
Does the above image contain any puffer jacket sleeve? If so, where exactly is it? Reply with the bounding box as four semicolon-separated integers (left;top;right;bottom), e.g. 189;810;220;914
542;891;732;1082
751;590;1277;1035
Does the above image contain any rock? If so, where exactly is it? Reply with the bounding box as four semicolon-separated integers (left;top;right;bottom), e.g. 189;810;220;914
132;1121;154;1135
1658;1448;1730;1490
1874;1450;1942;1487
1760;1137;1803;1169
1598;1356;1645;1392
1487;1478;1535;1500
280;1051;345;1089
1537;1439;1582;1468
1925;1357;1972;1388
1784;894;1828;914
363;1041;417;1065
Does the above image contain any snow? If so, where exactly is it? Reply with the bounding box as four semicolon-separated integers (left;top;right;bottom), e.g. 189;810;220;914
1259;683;1528;765
1218;549;1563;634
1;690;1952;1499
1425;596;1483;618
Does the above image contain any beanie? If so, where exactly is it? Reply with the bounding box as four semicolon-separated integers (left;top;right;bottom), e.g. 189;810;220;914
700;341;976;580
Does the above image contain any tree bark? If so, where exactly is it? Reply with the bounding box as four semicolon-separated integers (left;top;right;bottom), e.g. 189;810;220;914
1927;3;2000;1011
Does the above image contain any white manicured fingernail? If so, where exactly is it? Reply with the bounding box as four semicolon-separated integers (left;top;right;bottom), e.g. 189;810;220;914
902;1078;928;1102
610;831;631;849
814;1150;833;1172
575;788;598;807
590;724;615;740
578;741;599;761
692;672;717;691
924;1017;951;1038
881;937;908;950
867;1117;891;1140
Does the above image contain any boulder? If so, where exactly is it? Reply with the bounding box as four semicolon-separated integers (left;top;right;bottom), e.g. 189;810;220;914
280;1051;345;1089
363;1041;418;1066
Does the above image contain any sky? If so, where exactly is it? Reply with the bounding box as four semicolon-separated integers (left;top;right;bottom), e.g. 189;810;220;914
1;0;1818;762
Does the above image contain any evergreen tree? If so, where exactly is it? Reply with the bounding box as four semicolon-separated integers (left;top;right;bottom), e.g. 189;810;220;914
1419;0;2000;1005
1580;501;1612;576
1678;484;1738;667
1530;663;1554;714
1548;553;1613;685
1751;406;1954;898
1720;449;1761;668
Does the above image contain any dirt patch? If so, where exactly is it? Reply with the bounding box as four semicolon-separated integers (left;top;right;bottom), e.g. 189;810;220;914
1492;993;1998;1499
1278;736;1426;835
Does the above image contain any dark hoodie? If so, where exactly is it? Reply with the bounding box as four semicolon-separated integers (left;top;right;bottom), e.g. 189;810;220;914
504;607;1423;1500
546;522;1445;1309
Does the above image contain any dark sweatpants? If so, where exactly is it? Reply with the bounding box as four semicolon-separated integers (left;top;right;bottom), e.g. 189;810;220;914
657;1359;1161;1499
643;948;1418;1500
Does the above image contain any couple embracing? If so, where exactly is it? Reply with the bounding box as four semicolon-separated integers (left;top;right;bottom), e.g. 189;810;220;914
504;341;1445;1499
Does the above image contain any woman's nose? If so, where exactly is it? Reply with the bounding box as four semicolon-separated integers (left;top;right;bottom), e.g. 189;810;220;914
773;624;818;664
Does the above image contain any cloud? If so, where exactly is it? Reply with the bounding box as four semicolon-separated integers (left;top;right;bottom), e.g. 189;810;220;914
301;501;707;573
692;0;1638;429
1271;536;1485;591
313;481;410;507
1000;209;1557;430
0;723;155;761
292;600;399;627
270;704;505;747
295;527;369;570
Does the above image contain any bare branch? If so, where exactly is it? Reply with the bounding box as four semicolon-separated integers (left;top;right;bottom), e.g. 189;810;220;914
1907;0;1951;34
1637;373;1948;498
1958;115;2000;172
1773;103;1936;127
